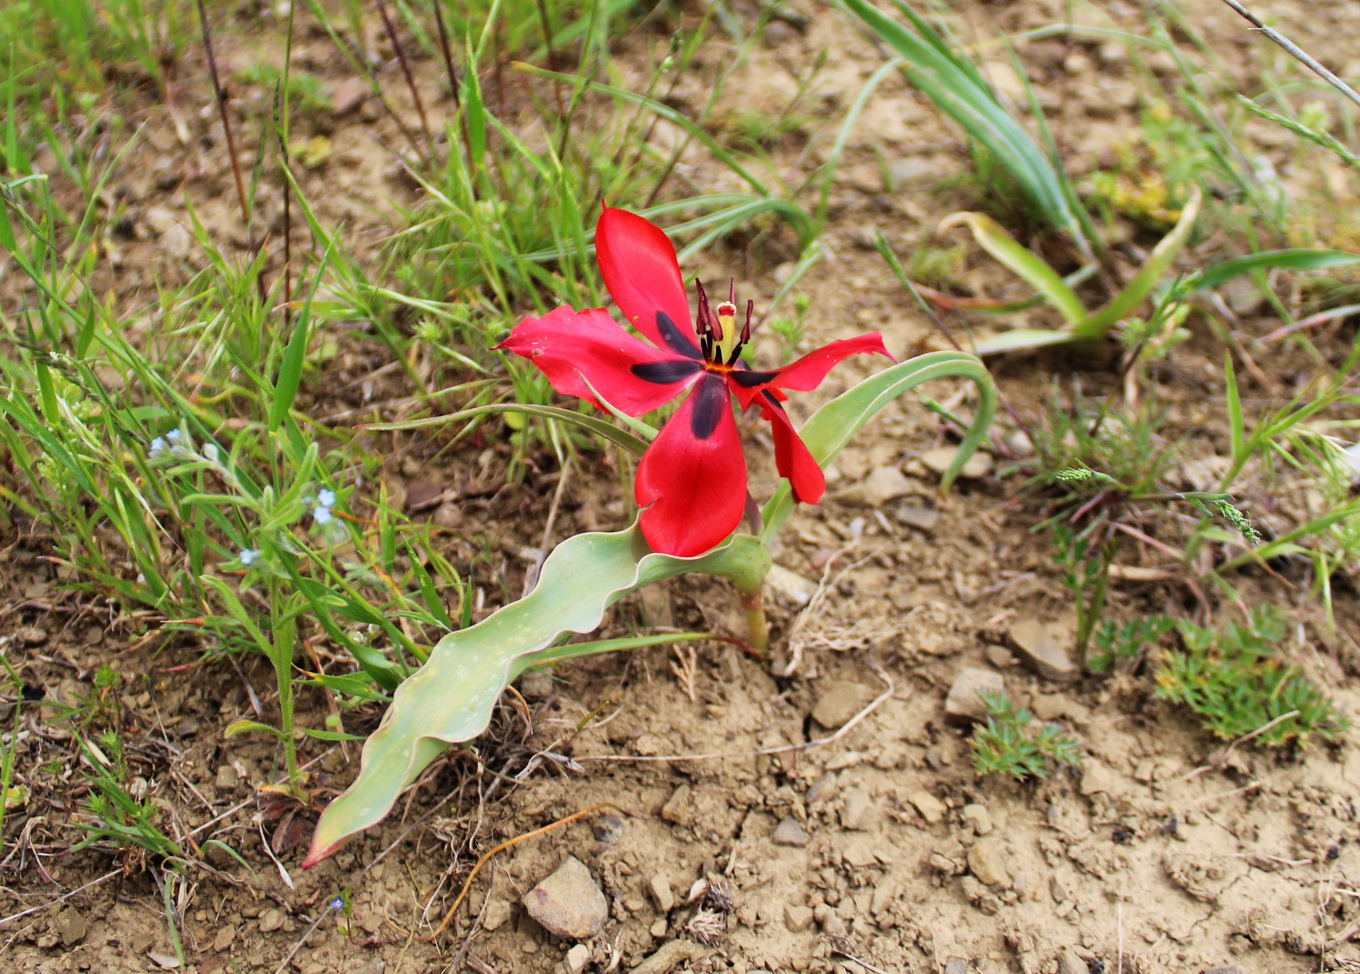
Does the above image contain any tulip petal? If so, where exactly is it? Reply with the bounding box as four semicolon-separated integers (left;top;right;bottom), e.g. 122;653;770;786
596;205;700;357
498;306;701;416
728;333;892;409
758;395;825;504
635;375;747;557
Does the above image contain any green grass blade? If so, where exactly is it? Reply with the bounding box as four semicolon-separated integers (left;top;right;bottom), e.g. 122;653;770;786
1176;248;1360;297
304;526;769;866
361;402;652;457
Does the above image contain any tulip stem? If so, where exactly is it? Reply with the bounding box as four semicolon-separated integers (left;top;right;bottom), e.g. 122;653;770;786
739;586;769;653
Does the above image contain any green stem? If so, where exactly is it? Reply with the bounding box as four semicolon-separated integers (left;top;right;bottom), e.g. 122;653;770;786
271;587;303;801
740;587;769;653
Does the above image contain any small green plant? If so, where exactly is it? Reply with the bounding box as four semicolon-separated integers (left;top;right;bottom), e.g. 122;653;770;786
1089;615;1175;675
970;690;1080;782
766;293;812;364
1156;607;1348;748
1051;523;1113;667
73;732;183;863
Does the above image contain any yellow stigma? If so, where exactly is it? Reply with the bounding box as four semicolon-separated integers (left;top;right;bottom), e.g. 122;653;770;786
715;302;738;359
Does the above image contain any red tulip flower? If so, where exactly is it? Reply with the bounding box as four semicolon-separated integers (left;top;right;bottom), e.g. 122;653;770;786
498;205;891;557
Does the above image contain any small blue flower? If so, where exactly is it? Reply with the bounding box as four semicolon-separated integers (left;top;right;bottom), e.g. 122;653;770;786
317;488;336;508
166;429;182;444
149;436;167;459
239;548;260;566
329;896;345;911
313;507;333;526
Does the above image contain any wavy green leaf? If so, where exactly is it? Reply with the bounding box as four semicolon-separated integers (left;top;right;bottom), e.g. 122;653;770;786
304;528;769;866
760;351;996;542
939;212;1084;326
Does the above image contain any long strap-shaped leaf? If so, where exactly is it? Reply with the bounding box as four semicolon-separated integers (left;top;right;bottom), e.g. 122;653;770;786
761;351;996;543
303;528;769;866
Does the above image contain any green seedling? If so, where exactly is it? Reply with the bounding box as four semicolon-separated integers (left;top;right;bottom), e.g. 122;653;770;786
970;689;1080;782
1089;615;1175;676
1156;607;1348;747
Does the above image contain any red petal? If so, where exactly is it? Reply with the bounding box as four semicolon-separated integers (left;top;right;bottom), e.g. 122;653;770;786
729;333;892;409
759;397;825;504
498;306;700;415
635;375;747;557
596;206;700;357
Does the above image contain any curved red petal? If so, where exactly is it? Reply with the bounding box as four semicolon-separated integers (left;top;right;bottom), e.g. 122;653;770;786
635;375;747;557
759;397;825;504
729;332;893;409
498;306;700;415
596;205;700;357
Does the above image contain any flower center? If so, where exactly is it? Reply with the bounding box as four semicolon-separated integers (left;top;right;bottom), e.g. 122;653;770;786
694;279;753;371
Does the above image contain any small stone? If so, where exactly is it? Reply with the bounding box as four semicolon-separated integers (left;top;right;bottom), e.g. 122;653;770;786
648;874;675;913
888;156;943;185
649;919;667;938
518;670;555;700
1051;876;1069;902
522;856;609;939
920;446;992;480
908;789;946;825
985;644;1014;668
840;787;878;831
766;564;819;607
1078;761;1121;798
805;773;837;803
810;680;875;729
215;764;239;790
1201;968;1240;974
482;897;512;931
631;940;700;974
896;505;939;532
783;904;815;933
967;838;1011;887
1009;619;1077;682
858;466;913;506
53;908;87;947
944;667;1004;723
15;626;47;647
1057;949;1091;974
962;803;993;835
161;223;194;260
331;78;369;116
592;813;624;845
660;784;694;827
772;816;808;847
212;926;235;952
564;944;592;974
259;908;285;933
943;961;968;974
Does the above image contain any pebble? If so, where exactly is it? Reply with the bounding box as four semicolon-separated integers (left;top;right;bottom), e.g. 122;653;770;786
1009;618;1078;682
920;446;993;480
888;156;944;185
482;897;512;931
805;773;837;803
53;908;87;947
967;838;1011;887
1202;968;1240;974
766;564;819;607
592;813;624;845
840;787;878;831
660;784;694;827
783;904;814;933
215;765;239;790
943;961;968;974
984;644;1014;669
857;466;914;506
15;625;47;647
522;856;609;939
944;667;1004;723
161;223;195;260
896;505;939;532
259;908;285;933
810;680;875;729
962;803;994;835
632;939;700;974
648;874;675;913
1057;949;1091;974
564;944;592;974
518;670;555;699
908;789;946;825
772;816;808;847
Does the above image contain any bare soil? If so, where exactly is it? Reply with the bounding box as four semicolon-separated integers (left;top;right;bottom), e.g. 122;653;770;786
4;2;1360;974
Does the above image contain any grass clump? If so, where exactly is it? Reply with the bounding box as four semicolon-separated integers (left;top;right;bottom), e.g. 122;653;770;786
1155;607;1348;748
970;689;1080;782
